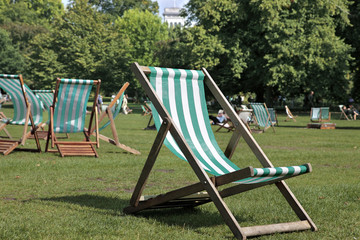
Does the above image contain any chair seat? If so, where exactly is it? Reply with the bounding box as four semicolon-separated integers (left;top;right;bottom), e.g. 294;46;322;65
0;140;19;155
56;143;98;157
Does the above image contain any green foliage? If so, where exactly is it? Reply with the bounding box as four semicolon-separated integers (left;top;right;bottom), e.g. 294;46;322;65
185;0;353;103
156;26;226;70
88;0;159;18
345;1;360;102
0;28;25;73
114;9;169;95
26;0;130;91
0;0;64;25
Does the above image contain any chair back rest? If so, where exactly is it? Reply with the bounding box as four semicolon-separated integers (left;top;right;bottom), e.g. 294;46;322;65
320;107;330;120
141;105;146;112
33;90;54;111
285;105;292;118
148;67;240;176
53;79;95;133
311;107;321;120
250;103;271;127
0;74;42;125
267;108;277;124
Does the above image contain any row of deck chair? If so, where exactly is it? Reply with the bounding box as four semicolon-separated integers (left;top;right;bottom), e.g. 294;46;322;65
1;66;317;239
0;74;140;156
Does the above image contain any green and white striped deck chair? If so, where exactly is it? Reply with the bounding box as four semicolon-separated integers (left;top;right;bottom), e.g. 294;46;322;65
0;74;42;155
249;102;275;132
125;63;317;239
89;82;140;155
45;78;101;157
33;90;54;112
267;108;278;126
310;107;331;122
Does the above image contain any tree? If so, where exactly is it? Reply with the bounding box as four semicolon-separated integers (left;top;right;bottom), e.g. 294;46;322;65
0;28;25;73
114;9;169;96
26;0;128;91
344;1;360;102
155;26;226;70
87;0;159;18
185;0;353;104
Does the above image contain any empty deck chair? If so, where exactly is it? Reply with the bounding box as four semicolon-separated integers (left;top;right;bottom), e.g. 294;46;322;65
31;90;56;139
33;90;54;111
249;102;275;132
89;82;140;155
45;78;101;157
310;107;331;122
285;105;297;122
141;104;151;116
0;74;42;155
124;63;317;239
267;108;278;126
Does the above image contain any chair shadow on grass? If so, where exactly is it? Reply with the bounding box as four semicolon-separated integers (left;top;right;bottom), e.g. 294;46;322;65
41;194;251;229
41;194;128;215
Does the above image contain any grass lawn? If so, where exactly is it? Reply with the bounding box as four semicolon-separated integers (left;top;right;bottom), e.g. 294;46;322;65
0;105;359;239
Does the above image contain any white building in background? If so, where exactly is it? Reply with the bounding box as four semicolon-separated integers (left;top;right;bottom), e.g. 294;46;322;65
163;7;185;27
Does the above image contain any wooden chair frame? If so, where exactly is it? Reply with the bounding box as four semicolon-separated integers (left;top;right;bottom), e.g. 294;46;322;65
89;82;140;155
124;63;317;239
285;105;297;122
339;105;351;120
45;78;101;157
0;74;41;155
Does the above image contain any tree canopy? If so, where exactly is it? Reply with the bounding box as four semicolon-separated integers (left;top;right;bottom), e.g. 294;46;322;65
0;0;359;106
184;0;353;103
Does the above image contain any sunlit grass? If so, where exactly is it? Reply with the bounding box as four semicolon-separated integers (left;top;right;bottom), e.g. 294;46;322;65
0;105;359;239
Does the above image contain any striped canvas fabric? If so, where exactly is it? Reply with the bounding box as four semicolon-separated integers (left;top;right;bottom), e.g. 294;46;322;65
311;108;321;121
285;106;293;119
98;92;124;132
33;90;54;111
53;79;94;133
250;103;271;127
268;108;277;124
148;67;309;184
0;76;42;125
321;107;330;120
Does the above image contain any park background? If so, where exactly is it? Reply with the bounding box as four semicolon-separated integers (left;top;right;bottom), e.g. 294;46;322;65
1;1;360;239
1;0;360;109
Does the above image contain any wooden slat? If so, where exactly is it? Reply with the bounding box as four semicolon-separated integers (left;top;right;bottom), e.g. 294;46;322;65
242;220;311;237
0;141;18;155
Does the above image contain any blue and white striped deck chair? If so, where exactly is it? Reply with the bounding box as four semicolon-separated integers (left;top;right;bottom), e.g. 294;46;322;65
45;78;101;157
250;102;275;132
89;82;140;155
0;74;42;155
125;63;317;239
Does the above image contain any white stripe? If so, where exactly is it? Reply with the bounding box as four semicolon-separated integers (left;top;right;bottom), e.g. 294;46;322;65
153;68;187;160
191;72;238;173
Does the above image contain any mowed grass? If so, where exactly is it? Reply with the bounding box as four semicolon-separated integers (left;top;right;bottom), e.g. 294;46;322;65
0;105;359;239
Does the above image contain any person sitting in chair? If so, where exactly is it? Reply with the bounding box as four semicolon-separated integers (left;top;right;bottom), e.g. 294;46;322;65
209;109;227;125
349;104;359;120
